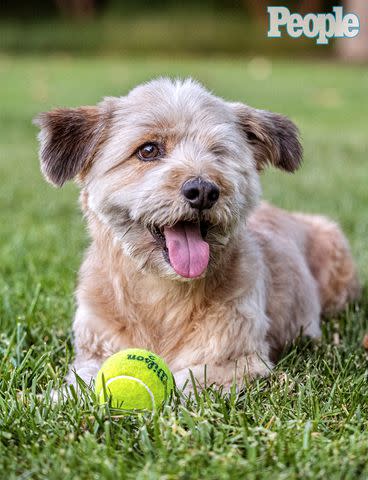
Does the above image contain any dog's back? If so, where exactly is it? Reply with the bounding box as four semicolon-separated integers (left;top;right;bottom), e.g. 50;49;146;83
249;202;360;316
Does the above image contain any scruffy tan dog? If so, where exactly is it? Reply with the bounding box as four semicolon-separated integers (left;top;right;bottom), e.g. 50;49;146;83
35;78;359;391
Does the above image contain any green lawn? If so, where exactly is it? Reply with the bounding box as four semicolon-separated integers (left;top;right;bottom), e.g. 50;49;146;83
0;55;368;479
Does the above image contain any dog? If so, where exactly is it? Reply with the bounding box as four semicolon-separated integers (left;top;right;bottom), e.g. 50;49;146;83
35;78;360;391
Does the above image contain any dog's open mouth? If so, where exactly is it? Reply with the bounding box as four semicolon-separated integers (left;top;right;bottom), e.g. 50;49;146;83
149;221;210;279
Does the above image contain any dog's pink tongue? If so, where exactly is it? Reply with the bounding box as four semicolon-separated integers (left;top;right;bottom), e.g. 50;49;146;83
164;222;209;278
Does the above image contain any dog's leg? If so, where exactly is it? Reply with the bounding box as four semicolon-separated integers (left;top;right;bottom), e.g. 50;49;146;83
294;213;360;313
174;353;273;393
64;304;129;392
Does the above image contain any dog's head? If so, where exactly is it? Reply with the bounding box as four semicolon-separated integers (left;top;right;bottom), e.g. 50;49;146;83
35;78;302;280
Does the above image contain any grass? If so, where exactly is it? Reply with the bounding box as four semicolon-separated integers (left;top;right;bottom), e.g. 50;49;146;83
0;54;368;479
0;10;325;57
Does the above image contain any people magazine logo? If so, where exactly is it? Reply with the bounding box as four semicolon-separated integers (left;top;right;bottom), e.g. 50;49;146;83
267;6;360;45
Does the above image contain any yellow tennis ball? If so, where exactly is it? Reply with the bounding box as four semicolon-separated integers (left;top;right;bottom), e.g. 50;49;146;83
95;348;174;411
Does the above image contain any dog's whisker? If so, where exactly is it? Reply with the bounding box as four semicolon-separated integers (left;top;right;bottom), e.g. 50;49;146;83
120;224;134;240
139;246;158;272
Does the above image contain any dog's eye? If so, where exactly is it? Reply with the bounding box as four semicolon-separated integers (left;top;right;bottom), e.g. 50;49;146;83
136;142;162;161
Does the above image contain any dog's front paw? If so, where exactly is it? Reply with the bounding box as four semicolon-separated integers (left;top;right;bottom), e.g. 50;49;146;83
174;365;207;393
174;356;273;395
49;385;71;403
66;361;101;387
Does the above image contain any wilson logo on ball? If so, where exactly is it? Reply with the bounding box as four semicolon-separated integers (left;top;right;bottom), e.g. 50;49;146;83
127;353;169;384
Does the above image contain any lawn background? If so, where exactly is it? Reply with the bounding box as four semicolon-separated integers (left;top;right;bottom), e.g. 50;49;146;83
0;53;368;479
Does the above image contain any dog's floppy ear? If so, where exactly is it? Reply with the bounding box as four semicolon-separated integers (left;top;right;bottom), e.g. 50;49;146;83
232;103;302;173
34;106;105;187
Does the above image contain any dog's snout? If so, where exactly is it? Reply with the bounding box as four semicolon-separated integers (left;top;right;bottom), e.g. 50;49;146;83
181;177;220;210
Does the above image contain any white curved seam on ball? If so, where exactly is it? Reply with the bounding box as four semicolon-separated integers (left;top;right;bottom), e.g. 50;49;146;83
101;375;155;410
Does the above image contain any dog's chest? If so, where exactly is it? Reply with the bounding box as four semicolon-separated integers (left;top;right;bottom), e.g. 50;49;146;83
124;291;243;366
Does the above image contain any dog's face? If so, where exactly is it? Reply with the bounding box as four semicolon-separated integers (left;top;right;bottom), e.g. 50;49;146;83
35;79;302;280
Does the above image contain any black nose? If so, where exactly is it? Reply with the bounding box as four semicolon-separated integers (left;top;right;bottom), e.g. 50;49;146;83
181;177;220;210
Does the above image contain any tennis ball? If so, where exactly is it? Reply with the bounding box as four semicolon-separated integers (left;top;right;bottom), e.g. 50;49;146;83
95;348;174;411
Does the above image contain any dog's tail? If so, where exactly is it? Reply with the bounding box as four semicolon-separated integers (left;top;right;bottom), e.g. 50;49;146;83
295;213;360;314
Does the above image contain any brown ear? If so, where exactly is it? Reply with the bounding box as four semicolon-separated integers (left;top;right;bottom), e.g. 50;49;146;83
233;103;302;172
34;106;105;187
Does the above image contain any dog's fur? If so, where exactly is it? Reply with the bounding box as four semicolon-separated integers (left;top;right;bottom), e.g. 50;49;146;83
35;78;360;390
